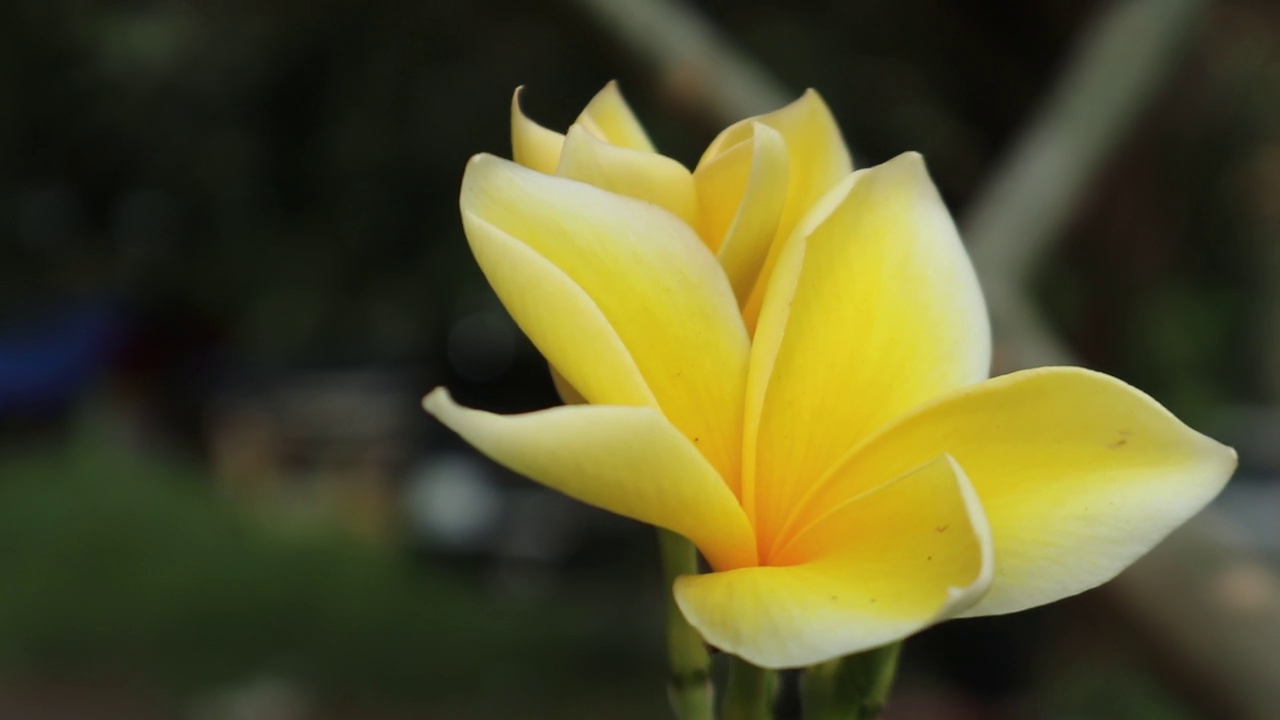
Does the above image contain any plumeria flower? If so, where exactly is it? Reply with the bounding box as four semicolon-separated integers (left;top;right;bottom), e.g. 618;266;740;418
425;84;1237;669
509;82;848;328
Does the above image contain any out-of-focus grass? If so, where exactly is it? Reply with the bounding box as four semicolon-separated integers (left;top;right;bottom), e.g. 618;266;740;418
0;417;661;716
1043;660;1199;720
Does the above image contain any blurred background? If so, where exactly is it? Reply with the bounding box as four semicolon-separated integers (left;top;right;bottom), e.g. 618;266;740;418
0;0;1277;718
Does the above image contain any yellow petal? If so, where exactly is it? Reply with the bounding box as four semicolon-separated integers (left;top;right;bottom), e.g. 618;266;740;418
693;123;789;303
511;87;565;175
425;389;756;570
462;210;654;409
556;124;698;227
789;367;1237;616
511;82;654;173
675;455;992;669
739;171;851;526
692;137;750;253
460;154;750;486
575;81;655;152
750;152;990;552
704;90;851;330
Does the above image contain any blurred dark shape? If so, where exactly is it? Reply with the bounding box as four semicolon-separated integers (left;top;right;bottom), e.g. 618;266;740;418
0;294;124;417
208;368;414;542
447;309;518;384
111;187;181;274
17;183;90;253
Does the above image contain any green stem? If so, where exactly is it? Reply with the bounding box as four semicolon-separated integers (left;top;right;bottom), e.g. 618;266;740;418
722;655;774;720
802;643;901;720
658;530;714;720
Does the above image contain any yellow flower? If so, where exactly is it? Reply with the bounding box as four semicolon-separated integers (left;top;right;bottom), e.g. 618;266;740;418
509;82;850;329
425;84;1238;669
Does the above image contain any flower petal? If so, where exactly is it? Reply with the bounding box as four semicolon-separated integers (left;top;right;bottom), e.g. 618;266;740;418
693;123;789;303
788;367;1237;616
510;82;654;174
425;389;756;570
511;87;565;175
460;154;750;486
462;210;654;408
674;455;992;669
750;152;990;551
739;172;851;526
693;137;750;253
704;90;851;330
575;81;654;152
556;125;698;227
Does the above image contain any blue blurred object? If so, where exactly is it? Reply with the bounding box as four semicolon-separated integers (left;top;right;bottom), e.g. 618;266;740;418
0;295;125;415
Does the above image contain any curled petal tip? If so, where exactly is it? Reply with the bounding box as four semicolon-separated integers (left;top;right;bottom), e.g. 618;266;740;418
1211;440;1240;484
510;85;534;114
946;453;996;611
887;150;926;170
422;386;451;416
464;152;492;171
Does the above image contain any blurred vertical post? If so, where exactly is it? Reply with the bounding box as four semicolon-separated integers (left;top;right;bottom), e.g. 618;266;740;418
963;0;1207;371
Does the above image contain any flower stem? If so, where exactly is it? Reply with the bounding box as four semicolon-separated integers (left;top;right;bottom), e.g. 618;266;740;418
801;642;901;720
722;655;774;720
658;529;714;720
